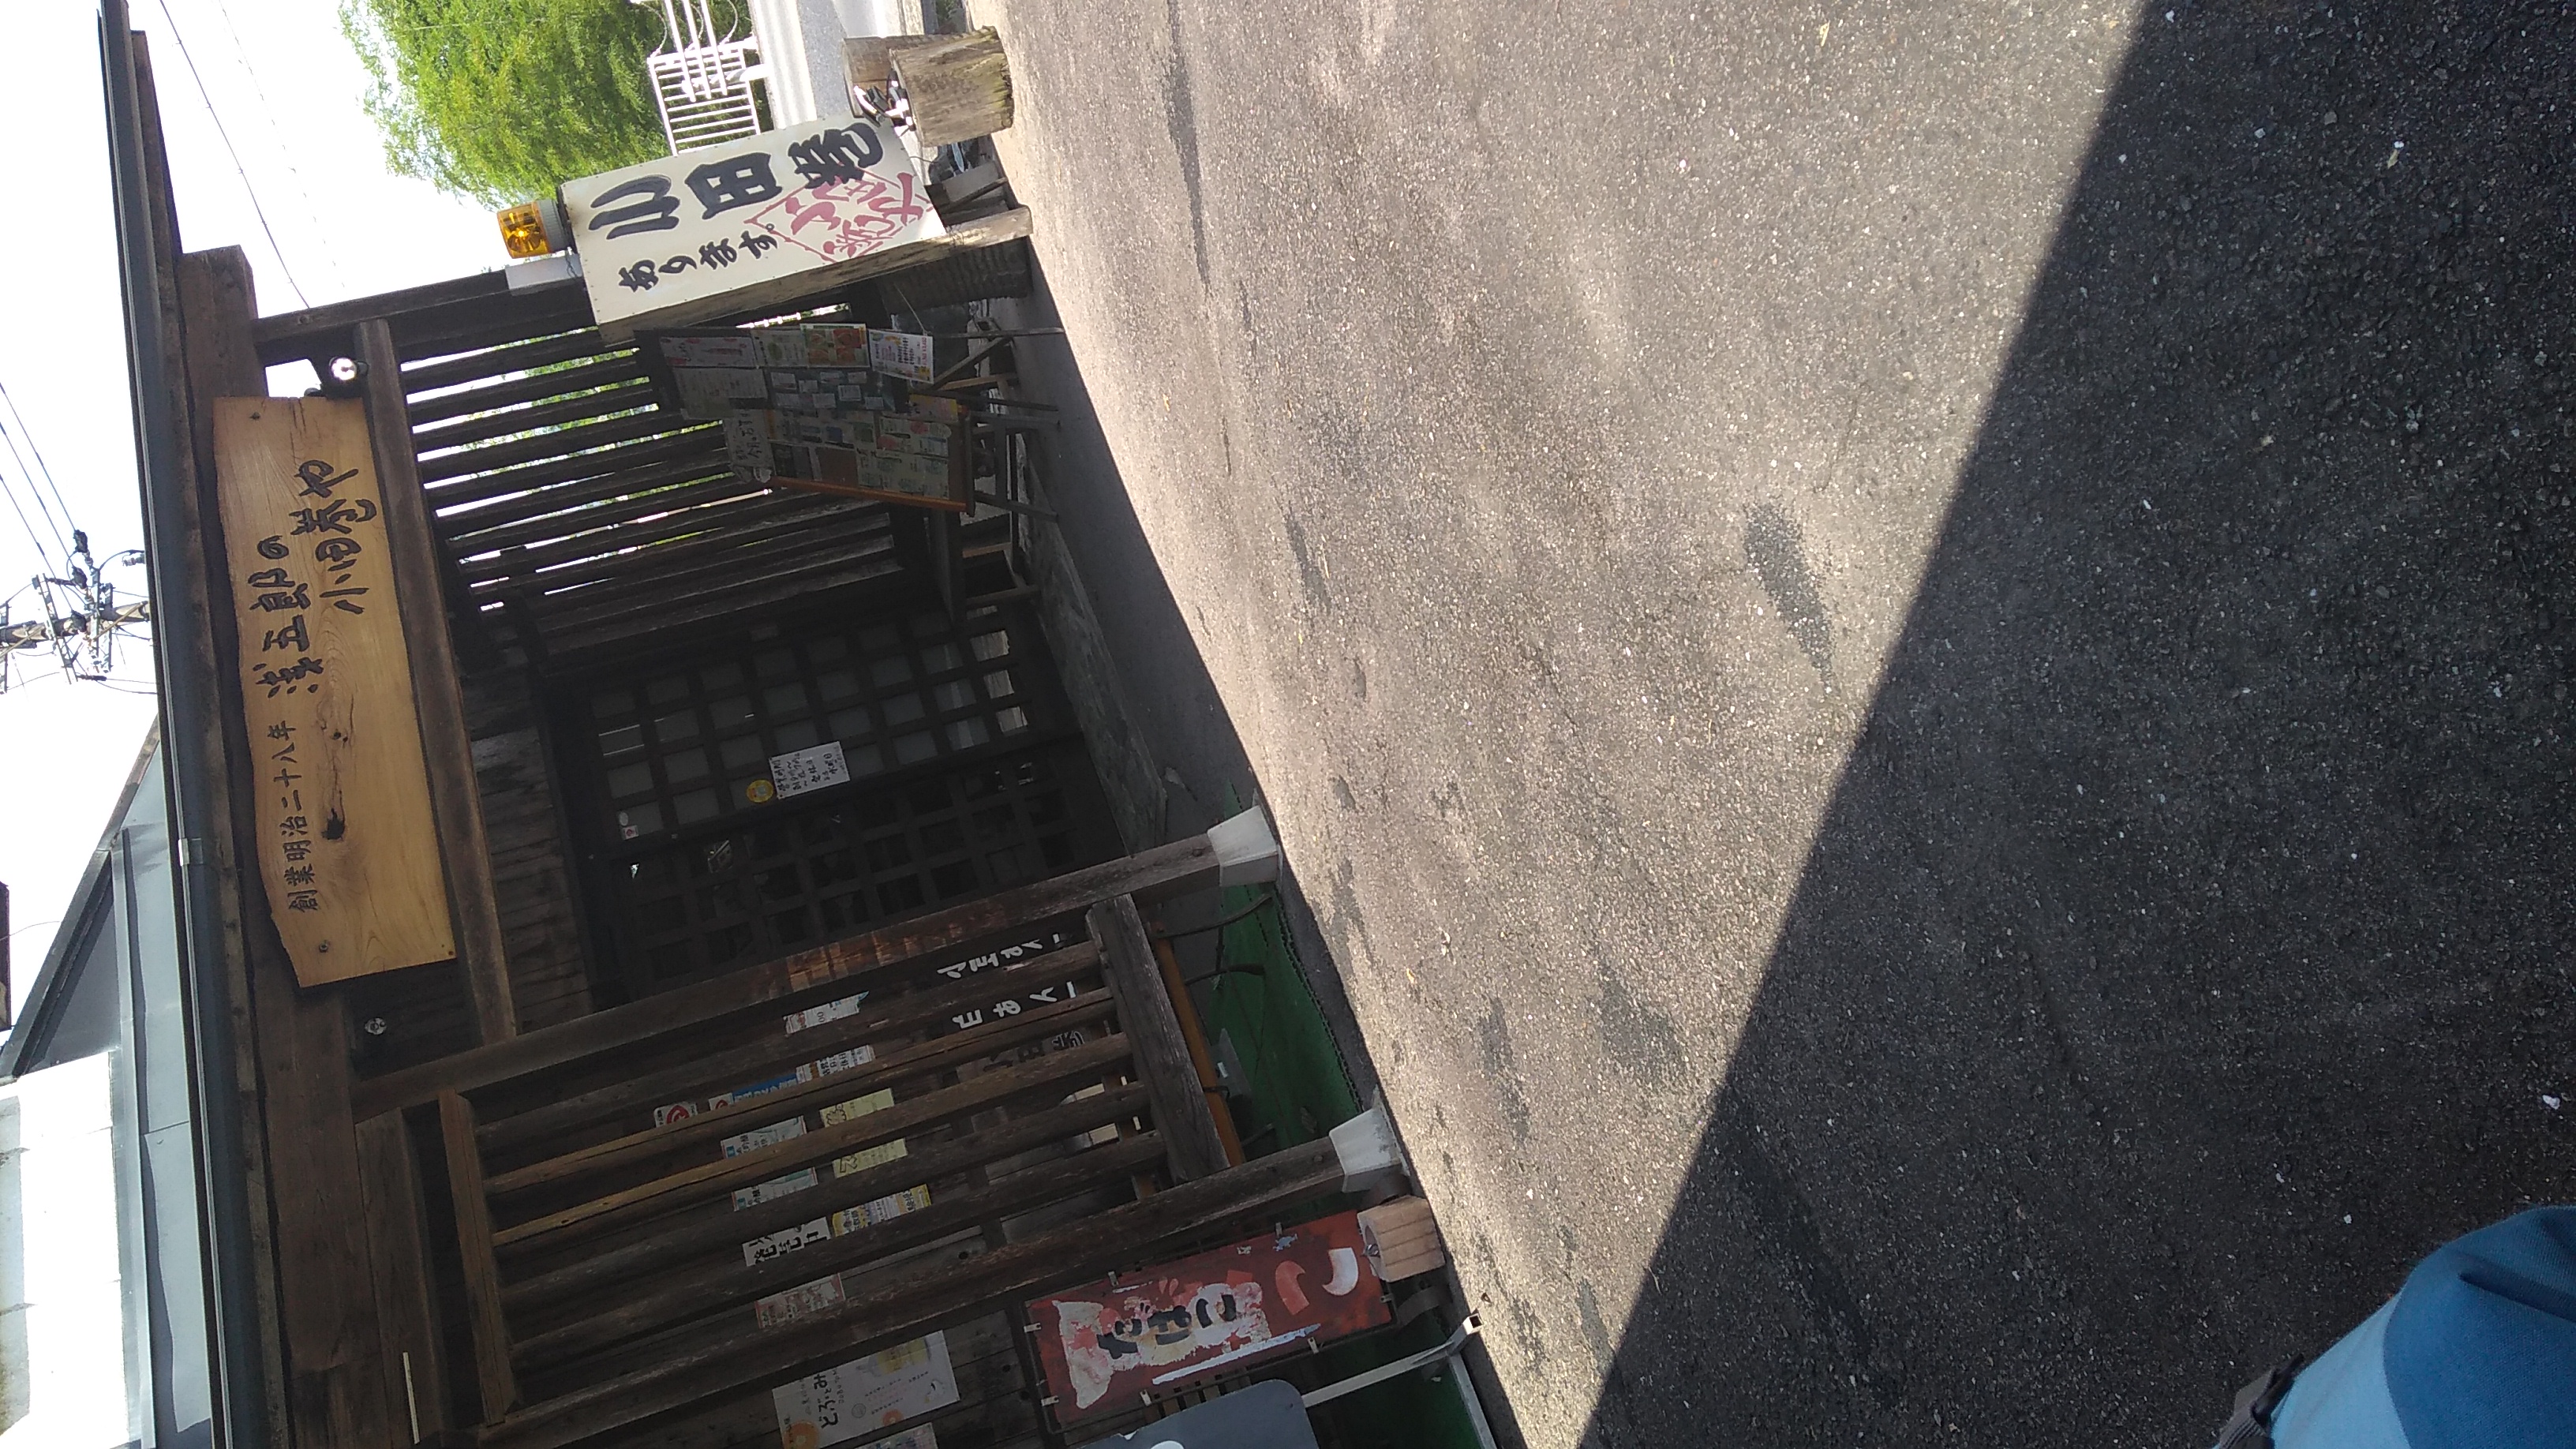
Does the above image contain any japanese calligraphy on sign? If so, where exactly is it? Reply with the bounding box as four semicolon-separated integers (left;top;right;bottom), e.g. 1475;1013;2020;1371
1027;1213;1390;1422
214;399;452;986
565;116;944;328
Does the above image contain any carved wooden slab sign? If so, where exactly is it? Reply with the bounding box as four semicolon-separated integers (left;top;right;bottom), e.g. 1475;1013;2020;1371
215;397;452;984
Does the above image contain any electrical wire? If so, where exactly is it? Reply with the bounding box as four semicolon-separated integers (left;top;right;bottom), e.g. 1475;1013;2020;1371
0;459;56;563
148;0;313;309
0;380;76;549
204;0;346;294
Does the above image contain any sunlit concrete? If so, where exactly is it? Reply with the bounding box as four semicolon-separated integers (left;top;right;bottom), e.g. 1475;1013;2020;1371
979;2;2133;1440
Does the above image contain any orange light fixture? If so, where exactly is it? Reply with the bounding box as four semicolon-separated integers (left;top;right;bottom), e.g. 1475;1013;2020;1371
497;199;567;259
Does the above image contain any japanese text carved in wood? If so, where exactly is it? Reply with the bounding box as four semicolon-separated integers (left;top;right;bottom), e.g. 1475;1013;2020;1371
215;397;453;984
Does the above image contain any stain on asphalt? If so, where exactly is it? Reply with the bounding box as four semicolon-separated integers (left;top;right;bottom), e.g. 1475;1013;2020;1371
1507;1290;1551;1373
1283;513;1331;608
1744;501;1837;687
1321;858;1378;973
1479;999;1533;1144
1576;1280;1616;1374
1158;0;1211;285
1594;962;1687;1086
1713;1093;1892;1406
1331;774;1359;811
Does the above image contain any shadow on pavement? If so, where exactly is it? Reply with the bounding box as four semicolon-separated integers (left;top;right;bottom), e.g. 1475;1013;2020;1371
1583;7;2576;1445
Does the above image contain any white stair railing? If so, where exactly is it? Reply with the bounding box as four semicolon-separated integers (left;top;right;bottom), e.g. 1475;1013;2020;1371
638;0;769;152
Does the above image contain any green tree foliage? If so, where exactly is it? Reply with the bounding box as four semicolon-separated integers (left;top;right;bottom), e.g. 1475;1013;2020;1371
340;0;676;208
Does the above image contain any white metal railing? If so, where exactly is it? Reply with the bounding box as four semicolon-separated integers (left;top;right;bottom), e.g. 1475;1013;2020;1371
640;0;769;153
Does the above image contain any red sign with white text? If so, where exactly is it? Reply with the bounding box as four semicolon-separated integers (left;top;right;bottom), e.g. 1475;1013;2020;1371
1028;1211;1389;1422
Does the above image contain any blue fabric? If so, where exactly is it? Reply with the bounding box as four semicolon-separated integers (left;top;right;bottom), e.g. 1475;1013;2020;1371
2383;1206;2576;1449
2269;1299;2410;1449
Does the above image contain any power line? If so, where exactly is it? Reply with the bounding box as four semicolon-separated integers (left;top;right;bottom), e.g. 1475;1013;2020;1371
148;0;313;309
204;0;346;294
0;461;57;563
0;392;75;556
0;380;77;539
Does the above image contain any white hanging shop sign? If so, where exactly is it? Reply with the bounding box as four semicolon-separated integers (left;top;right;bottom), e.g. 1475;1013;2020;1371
564;116;945;328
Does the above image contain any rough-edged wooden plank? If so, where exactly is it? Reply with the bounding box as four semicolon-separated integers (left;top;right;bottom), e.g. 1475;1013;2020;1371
440;1092;521;1421
358;1110;452;1443
1091;897;1228;1181
596;208;1035;343
474;1137;1344;1449
352;836;1221;1119
512;1120;1162;1370
490;1034;1133;1251
366;319;517;1043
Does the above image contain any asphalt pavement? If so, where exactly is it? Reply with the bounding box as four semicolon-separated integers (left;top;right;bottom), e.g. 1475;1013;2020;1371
974;2;2576;1444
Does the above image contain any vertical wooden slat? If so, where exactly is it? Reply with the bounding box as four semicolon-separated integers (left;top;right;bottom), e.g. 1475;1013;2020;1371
363;317;518;1043
1151;932;1245;1166
438;1091;520;1421
358;1110;451;1444
1089;895;1230;1181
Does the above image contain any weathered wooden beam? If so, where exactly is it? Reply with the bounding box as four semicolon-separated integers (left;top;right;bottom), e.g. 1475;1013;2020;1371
477;940;1099;1157
1091;896;1230;1181
512;1114;1162;1370
425;427;724;510
433;452;735;541
490;1034;1133;1252
412;378;661;454
500;1084;1151;1315
350;833;1225;1119
474;1136;1344;1449
364;318;518;1045
441;474;763;558
416;408;691;485
358;1110;451;1443
441;1091;522;1421
256;272;593;369
403;331;622;399
596;208;1035;343
167;235;294;1448
485;980;1112;1194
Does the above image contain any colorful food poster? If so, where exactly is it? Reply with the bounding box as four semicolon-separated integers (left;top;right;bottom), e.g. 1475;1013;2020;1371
870;329;935;381
803;323;871;365
1027;1213;1390;1422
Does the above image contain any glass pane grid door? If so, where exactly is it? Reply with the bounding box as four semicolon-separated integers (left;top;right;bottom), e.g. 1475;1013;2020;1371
579;601;1121;993
590;605;1034;841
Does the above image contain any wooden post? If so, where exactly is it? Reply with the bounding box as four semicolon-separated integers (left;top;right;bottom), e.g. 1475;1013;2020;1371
358;1110;451;1443
890;27;1015;146
437;1091;519;1421
361;317;517;1043
1091;895;1230;1181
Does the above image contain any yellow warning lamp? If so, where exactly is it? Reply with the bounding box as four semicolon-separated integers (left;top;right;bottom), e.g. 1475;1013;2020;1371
496;198;568;260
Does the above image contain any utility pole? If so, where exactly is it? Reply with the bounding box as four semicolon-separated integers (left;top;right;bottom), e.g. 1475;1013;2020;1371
1;530;151;691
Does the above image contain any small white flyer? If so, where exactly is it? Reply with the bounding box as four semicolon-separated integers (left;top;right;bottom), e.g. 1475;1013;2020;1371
771;741;852;799
869;329;935;382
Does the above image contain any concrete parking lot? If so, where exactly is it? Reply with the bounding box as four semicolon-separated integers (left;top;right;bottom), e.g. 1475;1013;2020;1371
975;2;2576;1443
